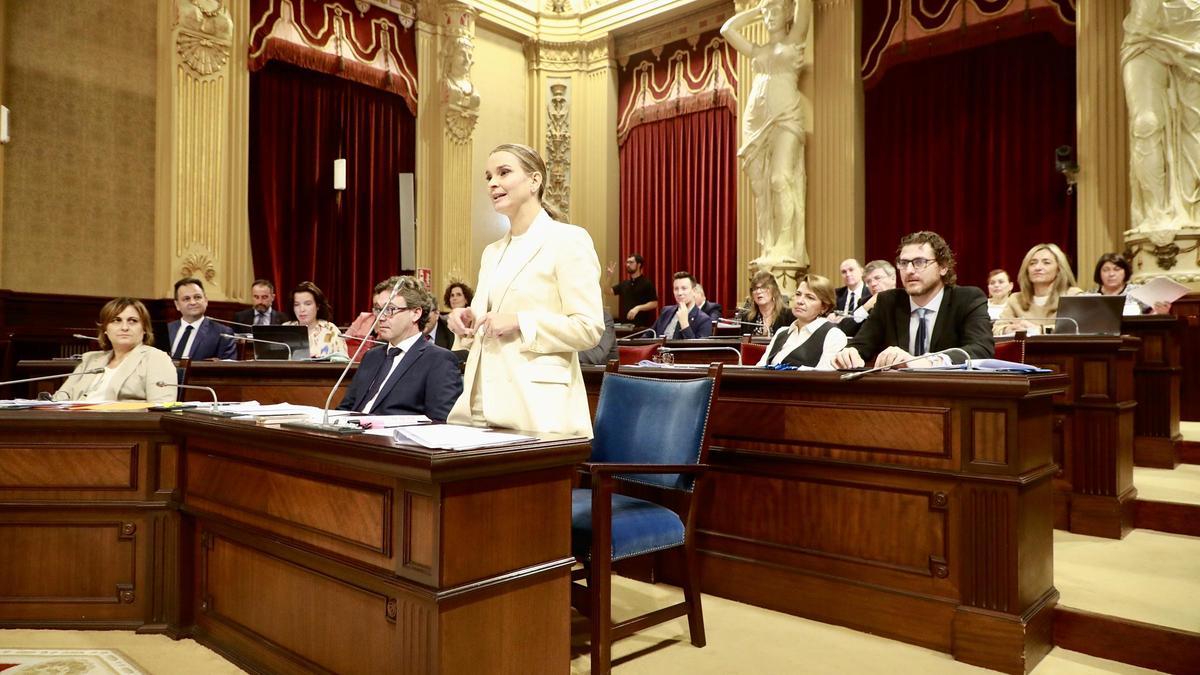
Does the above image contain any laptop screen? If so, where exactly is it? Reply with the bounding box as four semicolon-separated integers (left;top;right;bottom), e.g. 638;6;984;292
250;325;310;360
1054;295;1124;335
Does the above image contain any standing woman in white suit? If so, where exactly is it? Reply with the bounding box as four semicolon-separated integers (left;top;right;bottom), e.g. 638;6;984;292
447;143;605;437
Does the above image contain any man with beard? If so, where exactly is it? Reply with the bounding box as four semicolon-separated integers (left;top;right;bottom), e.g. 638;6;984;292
606;254;658;327
832;232;993;369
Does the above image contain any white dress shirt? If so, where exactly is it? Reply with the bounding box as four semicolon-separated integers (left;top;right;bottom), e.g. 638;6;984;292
361;332;422;414
756;317;847;370
844;284;865;313
908;287;945;356
170;317;206;359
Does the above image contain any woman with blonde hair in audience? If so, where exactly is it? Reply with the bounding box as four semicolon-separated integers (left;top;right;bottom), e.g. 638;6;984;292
445;143;604;438
54;297;177;402
756;274;846;369
284;281;347;358
986;268;1013;320
994;243;1083;334
741;270;791;336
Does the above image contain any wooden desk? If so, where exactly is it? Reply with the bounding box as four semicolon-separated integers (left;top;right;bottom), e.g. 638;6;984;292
1121;315;1184;468
1020;336;1139;539
584;366;1066;675
0;412;179;631
0;411;589;674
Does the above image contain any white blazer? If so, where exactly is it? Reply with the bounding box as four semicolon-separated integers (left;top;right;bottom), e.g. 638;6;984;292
53;344;178;403
448;209;605;438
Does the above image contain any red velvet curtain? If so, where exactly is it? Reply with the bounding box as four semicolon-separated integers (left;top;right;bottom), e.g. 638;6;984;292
249;61;415;324
864;33;1077;289
619;108;738;312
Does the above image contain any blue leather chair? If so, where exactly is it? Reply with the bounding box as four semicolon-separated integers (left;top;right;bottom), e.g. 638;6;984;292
572;362;722;675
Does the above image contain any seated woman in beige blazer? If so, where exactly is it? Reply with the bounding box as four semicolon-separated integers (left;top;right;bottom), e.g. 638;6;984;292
993;243;1083;335
54;298;178;402
446;143;605;438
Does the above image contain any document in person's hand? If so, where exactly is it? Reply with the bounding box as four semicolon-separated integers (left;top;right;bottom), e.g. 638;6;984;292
391;424;536;450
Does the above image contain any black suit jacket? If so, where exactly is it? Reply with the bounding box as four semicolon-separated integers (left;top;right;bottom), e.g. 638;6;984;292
835;286;872;314
428;316;455;351
166;318;237;360
336;339;463;421
232;307;290;326
847;286;994;364
700;301;723;324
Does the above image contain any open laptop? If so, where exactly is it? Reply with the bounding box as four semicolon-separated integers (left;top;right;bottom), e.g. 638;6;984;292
1054;295;1124;335
251;325;310;360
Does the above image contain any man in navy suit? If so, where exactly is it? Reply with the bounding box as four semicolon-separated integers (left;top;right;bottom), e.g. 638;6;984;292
651;271;713;339
338;276;463;420
232;279;290;326
166;277;237;360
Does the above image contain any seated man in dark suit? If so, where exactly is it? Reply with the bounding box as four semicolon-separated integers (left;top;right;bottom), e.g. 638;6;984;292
651;271;713;339
337;276;462;421
832;231;994;369
232;279;290;326
166;277;237;360
694;283;724;324
836;259;896;338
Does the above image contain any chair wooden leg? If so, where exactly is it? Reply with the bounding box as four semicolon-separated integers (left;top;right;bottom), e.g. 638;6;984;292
681;541;706;647
590;478;615;675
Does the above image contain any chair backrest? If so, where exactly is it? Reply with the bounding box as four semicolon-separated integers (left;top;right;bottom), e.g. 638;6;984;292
740;341;766;365
993;334;1026;364
618;343;659;365
591;365;721;492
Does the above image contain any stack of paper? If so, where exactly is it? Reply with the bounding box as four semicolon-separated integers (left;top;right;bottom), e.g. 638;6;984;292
391;424;536;450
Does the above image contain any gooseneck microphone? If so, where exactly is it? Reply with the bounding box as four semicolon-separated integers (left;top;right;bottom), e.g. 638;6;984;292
220;333;293;360
840;347;973;382
206;316;255;329
619;327;658;341
0;368;105;389
658;346;744;366
285;277;407;434
72;333;100;342
156;381;219;412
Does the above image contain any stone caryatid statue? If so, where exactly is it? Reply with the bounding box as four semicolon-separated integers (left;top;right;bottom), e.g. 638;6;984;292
722;0;812;268
1121;0;1200;232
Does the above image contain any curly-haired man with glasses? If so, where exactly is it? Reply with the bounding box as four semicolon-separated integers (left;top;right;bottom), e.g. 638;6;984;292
337;276;463;420
831;231;994;370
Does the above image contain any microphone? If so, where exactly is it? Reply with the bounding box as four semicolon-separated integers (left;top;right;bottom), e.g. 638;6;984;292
840;347;973;382
619;327;658;341
72;333;100;341
0;367;105;388
715;318;764;328
221;333;293;360
155;381;219;412
991;316;1079;335
658;345;743;366
206;316;255;329
286;277;408;433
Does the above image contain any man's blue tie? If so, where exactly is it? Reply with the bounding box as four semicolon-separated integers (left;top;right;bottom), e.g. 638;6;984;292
914;308;928;357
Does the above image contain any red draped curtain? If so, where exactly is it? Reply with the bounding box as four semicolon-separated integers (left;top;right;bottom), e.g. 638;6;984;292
864;32;1077;288
619;109;738;312
249;61;415;325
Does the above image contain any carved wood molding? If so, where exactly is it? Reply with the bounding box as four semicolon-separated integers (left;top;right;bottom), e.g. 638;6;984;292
175;0;234;79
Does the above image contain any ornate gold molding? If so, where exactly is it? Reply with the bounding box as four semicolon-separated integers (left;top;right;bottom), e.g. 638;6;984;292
176;0;233;78
441;3;479;144
613;2;732;62
545;81;571;215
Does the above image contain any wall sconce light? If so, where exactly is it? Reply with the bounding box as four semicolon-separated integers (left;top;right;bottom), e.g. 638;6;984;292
333;158;347;191
0;106;10;145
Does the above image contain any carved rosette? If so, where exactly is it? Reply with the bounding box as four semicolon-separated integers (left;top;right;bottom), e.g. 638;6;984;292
546;82;571;217
441;3;479;144
180;246;218;283
175;0;233;79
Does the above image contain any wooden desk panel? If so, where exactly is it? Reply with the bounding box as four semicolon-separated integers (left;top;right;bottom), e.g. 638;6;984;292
0;413;179;631
1121;315;1183;468
584;366;1064;675
1021;336;1139;539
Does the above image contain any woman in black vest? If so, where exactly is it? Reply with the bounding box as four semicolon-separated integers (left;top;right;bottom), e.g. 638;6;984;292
756;274;847;369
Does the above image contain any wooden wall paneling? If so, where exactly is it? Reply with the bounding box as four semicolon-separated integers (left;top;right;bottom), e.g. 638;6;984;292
1172;295;1200;421
1054;606;1200;675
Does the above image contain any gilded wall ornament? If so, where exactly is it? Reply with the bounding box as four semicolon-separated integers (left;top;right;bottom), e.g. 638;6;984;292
176;0;233;78
180;251;217;282
546;82;571;216
441;6;479;144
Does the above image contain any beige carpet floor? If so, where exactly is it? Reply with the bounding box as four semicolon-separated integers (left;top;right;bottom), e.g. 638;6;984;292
1055;529;1200;633
1180;421;1200;442
1134;464;1200;505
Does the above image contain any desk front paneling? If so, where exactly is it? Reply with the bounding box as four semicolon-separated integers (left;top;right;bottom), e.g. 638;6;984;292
167;415;585;675
584;367;1063;675
0;413;180;631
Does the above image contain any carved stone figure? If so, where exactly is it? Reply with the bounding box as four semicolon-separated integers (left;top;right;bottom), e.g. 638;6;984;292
442;34;480;142
722;0;812;267
1121;0;1200;231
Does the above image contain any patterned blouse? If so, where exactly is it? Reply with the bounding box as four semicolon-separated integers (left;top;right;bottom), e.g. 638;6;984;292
284;319;347;358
